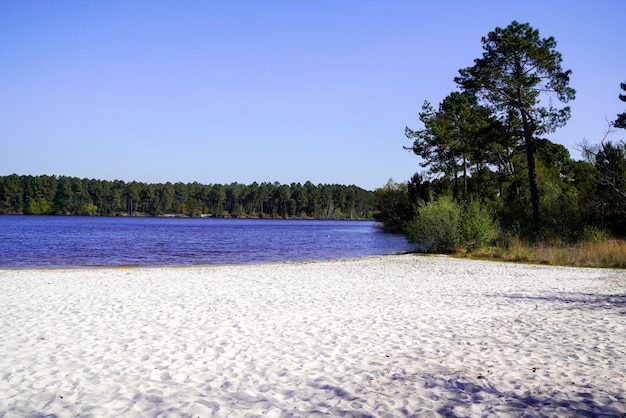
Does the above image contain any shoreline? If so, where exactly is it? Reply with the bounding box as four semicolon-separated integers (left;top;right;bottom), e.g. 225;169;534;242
0;253;408;272
1;255;624;416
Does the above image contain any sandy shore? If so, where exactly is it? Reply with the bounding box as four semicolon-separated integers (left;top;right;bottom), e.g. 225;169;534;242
1;255;625;417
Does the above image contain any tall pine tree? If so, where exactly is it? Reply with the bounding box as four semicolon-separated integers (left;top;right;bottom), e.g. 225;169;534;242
455;21;575;234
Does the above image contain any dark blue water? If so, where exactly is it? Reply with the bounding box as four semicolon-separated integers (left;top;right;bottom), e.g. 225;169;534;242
0;216;415;268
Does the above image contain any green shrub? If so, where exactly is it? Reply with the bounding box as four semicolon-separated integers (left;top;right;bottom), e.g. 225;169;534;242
405;197;460;253
405;198;498;253
373;179;413;233
580;226;609;243
459;200;498;250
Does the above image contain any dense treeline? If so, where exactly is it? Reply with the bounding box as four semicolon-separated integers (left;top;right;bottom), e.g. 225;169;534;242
375;135;626;241
374;21;626;249
0;174;374;219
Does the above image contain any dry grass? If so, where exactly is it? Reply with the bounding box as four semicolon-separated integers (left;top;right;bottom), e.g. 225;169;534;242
462;239;626;269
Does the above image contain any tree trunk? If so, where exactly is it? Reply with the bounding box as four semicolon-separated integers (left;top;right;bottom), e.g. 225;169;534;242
520;110;540;232
463;155;468;198
453;170;459;200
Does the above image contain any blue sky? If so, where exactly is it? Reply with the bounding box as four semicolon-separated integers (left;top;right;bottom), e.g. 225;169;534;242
1;1;625;190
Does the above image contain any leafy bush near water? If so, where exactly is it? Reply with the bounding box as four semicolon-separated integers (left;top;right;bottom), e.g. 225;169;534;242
405;197;498;253
459;200;499;250
405;197;460;252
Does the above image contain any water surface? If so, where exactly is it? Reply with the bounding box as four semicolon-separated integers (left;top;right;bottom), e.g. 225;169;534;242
0;216;415;268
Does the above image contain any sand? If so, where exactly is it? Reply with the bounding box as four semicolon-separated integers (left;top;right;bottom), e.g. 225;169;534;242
0;255;625;417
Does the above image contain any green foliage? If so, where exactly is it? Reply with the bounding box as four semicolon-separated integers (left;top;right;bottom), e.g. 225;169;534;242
581;139;626;235
538;180;580;242
405;92;495;200
372;179;413;233
405;198;498;252
0;175;374;219
580;226;609;244
459;200;498;250
25;198;51;215
614;81;626;129
407;172;431;206
595;141;626;209
456;21;575;230
405;197;461;253
455;21;575;136
534;147;582;241
398;22;626;245
81;203;99;216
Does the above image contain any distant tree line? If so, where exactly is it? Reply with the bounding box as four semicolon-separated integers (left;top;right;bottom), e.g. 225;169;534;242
0;175;374;219
374;22;626;249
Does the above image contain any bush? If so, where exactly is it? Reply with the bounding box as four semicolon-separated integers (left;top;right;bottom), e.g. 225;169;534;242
405;197;461;252
459;200;498;250
373;179;413;233
580;226;609;243
405;198;498;253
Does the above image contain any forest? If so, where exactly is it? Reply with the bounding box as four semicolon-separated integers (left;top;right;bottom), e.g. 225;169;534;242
0;175;374;220
374;21;626;249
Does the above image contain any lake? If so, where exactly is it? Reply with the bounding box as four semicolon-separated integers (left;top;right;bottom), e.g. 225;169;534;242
0;216;416;269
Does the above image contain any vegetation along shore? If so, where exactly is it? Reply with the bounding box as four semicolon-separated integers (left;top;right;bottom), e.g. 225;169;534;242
0;176;373;220
374;21;626;268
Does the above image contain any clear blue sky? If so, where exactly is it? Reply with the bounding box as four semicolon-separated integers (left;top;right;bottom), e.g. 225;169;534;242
1;1;625;190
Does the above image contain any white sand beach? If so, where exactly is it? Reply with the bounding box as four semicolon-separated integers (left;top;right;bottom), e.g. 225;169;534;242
1;255;625;417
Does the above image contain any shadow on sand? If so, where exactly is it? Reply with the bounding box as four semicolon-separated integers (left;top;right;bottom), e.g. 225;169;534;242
493;291;626;315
